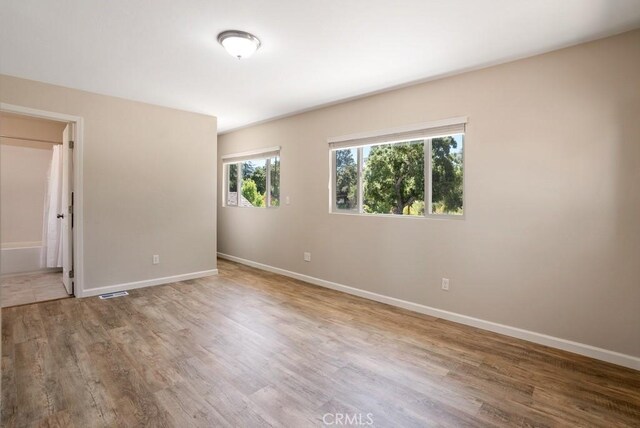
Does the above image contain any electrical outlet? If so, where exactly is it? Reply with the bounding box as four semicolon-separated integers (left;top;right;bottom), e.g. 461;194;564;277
153;255;160;265
441;278;450;291
303;252;311;262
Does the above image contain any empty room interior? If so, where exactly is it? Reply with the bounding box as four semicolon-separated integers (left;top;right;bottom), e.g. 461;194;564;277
0;1;639;427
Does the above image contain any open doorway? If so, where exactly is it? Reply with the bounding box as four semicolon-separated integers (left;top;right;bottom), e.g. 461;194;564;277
0;110;75;307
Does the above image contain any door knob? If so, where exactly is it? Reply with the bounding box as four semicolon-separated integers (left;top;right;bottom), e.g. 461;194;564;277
57;214;64;219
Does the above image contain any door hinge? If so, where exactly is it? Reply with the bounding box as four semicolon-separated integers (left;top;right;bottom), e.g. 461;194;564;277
69;270;75;279
69;140;75;149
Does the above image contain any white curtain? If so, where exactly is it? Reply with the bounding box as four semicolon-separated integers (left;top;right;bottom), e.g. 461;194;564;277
42;145;63;268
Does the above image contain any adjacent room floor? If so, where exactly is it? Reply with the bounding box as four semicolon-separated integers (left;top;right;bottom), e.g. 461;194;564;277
1;271;69;308
1;259;639;427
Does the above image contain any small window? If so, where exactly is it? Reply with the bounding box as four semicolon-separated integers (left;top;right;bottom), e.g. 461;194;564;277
223;147;281;208
430;135;464;215
269;156;280;207
226;163;238;206
335;148;358;211
329;119;465;218
242;158;267;207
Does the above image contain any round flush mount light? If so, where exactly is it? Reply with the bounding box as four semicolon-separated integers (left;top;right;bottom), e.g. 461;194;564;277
217;30;261;59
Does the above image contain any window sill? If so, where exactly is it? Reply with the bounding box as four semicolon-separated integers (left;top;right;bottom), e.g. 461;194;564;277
223;205;280;209
329;210;464;220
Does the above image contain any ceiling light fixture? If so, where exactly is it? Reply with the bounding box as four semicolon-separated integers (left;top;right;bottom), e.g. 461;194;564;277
217;30;261;59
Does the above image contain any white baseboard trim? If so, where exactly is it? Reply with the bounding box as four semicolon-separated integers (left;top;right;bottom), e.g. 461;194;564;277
80;269;219;298
218;252;640;371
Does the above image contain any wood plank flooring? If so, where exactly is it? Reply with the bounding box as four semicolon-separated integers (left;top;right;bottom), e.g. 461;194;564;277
2;258;639;427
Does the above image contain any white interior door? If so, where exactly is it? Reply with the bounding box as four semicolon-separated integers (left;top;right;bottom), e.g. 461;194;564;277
61;124;73;294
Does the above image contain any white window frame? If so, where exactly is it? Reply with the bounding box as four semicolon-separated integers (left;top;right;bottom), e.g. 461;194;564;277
328;117;466;219
222;146;281;208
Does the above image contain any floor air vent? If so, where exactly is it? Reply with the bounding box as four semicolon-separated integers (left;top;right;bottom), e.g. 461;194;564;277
99;291;129;300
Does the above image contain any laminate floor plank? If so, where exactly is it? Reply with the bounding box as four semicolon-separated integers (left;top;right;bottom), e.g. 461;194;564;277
2;258;639;427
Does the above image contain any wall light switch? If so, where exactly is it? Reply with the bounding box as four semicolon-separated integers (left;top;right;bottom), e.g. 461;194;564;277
153;255;160;265
441;278;449;291
285;196;291;205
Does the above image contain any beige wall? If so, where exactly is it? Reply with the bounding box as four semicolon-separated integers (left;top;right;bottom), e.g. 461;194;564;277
218;30;640;358
1;112;66;143
1;114;65;245
0;76;217;291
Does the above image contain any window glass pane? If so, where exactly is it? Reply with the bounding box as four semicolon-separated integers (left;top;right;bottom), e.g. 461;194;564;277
269;156;280;207
431;134;464;215
335;148;358;210
227;163;238;206
363;140;425;216
241;159;267;207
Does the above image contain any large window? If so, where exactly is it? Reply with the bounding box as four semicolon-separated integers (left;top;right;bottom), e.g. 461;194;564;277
330;119;465;217
223;147;280;208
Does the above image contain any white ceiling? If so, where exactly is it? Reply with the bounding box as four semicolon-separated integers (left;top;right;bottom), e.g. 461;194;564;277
1;1;639;133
